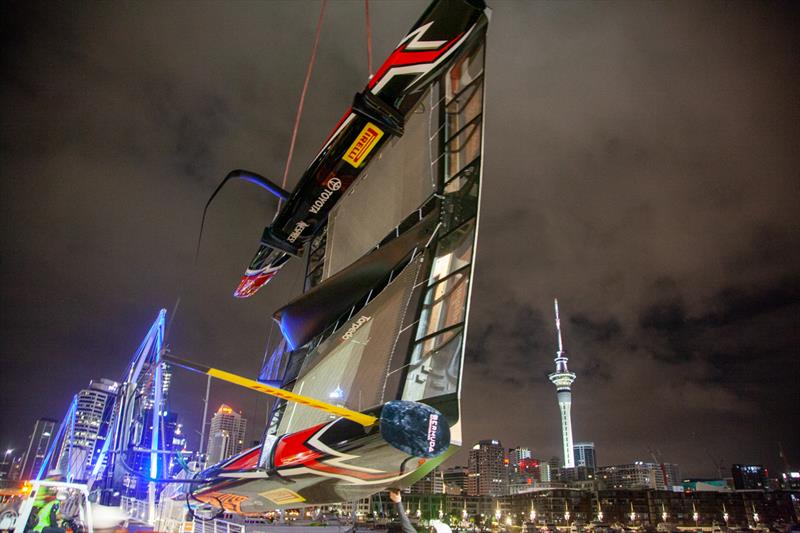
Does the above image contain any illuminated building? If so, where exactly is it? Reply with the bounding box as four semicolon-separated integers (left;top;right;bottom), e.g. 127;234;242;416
20;418;60;480
206;404;247;464
597;462;681;490
548;299;576;468
56;378;119;480
468;439;508;496
573;442;596;470
731;464;767;490
507;447;542;492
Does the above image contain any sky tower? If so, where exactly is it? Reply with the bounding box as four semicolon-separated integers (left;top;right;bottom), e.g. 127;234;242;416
549;299;577;468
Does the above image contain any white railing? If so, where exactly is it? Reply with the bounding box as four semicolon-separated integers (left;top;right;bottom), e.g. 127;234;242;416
193;517;245;533
121;496;149;523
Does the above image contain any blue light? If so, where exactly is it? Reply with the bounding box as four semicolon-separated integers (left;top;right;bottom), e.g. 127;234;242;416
36;397;76;481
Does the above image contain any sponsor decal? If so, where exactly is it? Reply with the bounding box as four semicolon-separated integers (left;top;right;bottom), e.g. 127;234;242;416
286;221;309;244
342;315;371;340
308;177;342;215
343;122;384;167
427;413;439;453
259;488;306;505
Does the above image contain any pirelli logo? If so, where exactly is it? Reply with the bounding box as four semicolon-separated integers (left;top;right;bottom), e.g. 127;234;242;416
343;122;384;167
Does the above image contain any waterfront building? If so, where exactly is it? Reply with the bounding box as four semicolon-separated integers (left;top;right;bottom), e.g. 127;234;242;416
55;378;119;480
360;487;799;527
540;462;551;482
573;442;596;470
443;465;468;494
410;467;444;494
731;464;767;490
468;439;508;496
597;462;681;490
779;472;800;490
20;418;60;480
548;299;577;468
206;404;247;465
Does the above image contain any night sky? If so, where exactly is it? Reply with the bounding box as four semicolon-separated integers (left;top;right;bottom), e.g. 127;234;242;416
1;1;798;478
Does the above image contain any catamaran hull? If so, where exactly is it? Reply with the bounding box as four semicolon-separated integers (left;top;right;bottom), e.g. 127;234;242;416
191;400;453;513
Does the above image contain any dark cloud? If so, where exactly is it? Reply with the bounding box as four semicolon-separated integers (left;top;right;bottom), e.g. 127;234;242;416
2;0;798;476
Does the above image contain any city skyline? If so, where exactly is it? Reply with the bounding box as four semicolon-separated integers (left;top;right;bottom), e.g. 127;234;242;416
1;0;798;480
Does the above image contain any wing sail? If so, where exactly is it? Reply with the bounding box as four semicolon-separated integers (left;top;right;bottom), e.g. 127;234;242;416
234;0;488;298
264;10;487;456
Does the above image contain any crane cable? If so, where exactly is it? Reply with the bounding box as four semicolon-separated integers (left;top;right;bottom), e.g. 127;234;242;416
365;0;373;78
279;0;328;207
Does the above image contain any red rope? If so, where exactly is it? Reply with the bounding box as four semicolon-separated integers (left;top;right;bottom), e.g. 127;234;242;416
365;0;373;78
280;0;328;202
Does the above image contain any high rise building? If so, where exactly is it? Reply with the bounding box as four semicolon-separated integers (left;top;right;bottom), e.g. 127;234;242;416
20;418;60;481
467;439;507;496
0;452;13;479
548;299;576;468
731;464;767;490
507;447;542;492
206;404;247;465
573;442;596;470
508;447;533;467
56;378;119;480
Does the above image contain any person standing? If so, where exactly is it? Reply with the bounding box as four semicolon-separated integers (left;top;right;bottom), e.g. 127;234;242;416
387;489;416;533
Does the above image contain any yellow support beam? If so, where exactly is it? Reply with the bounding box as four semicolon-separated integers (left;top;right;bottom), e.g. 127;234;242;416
162;353;377;427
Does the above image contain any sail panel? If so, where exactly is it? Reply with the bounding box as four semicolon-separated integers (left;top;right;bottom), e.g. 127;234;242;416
276;255;429;436
323;89;438;280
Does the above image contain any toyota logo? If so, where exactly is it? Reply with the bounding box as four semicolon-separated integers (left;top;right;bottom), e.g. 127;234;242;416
327;177;342;191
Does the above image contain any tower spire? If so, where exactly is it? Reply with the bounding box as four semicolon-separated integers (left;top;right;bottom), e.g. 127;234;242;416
548;298;577;468
555;298;564;354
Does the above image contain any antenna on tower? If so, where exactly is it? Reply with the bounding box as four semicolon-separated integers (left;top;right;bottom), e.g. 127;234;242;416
554;298;564;353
